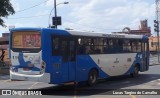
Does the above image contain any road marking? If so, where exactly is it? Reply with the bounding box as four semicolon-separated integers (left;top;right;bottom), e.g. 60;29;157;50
18;82;38;97
64;82;74;85
28;82;38;89
74;89;77;98
130;94;136;98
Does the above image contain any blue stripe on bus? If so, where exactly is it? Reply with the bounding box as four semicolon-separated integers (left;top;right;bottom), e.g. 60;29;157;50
11;65;40;72
76;55;110;81
124;53;142;75
45;53;144;84
11;28;42;32
11;52;40;71
44;55;110;84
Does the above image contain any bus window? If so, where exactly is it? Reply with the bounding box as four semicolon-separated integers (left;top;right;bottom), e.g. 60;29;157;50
117;39;123;53
69;41;75;61
61;40;68;62
123;40;131;53
106;39;114;53
52;37;60;55
78;38;86;54
137;41;141;52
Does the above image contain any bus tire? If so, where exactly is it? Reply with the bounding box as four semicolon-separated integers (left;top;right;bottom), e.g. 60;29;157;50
11;79;16;81
88;69;98;86
130;65;139;77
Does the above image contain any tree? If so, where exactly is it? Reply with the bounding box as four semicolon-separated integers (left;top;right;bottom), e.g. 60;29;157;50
0;0;15;27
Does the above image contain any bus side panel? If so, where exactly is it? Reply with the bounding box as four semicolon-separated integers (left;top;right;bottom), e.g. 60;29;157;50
76;55;109;82
90;53;140;77
41;30;53;84
41;29;72;84
68;62;76;81
76;54;138;82
124;53;143;74
76;53;143;82
50;56;71;84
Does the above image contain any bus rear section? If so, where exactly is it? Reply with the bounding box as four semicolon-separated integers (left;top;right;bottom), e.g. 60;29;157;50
10;30;50;83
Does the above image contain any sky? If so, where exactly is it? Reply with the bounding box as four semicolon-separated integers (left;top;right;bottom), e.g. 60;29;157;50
0;0;156;36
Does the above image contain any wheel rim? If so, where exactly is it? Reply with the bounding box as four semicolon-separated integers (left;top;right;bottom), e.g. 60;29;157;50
90;73;96;83
134;67;139;76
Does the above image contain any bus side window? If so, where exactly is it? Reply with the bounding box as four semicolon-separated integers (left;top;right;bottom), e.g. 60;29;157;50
69;41;75;61
117;39;123;53
52;37;60;55
137;41;141;52
123;40;131;53
78;38;86;54
61;40;68;62
106;39;113;53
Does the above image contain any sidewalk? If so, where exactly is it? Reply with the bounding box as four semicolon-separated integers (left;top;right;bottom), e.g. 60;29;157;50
0;74;10;80
0;61;10;75
0;66;9;75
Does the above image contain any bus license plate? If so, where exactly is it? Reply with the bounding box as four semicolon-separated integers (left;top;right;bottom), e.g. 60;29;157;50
23;68;30;71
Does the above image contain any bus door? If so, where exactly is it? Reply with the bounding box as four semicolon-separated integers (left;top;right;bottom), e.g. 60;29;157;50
68;39;76;81
142;41;149;71
61;38;76;82
52;37;76;83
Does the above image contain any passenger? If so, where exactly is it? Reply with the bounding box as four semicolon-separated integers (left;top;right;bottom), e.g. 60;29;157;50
79;44;86;54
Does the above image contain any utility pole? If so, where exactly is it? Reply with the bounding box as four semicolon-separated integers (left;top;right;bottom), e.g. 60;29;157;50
155;0;160;63
54;0;57;29
48;1;68;28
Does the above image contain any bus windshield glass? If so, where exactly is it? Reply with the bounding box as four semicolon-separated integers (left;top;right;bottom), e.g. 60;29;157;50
12;32;41;49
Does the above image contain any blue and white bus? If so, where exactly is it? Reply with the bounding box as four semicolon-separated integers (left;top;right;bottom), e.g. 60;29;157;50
9;28;149;86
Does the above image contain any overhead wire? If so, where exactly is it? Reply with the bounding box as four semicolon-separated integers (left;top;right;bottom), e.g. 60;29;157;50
15;0;49;13
63;18;121;31
7;14;49;19
6;0;121;31
6;14;121;31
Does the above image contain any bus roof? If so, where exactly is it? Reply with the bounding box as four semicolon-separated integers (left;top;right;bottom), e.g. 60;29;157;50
68;30;147;39
10;27;148;39
10;27;41;32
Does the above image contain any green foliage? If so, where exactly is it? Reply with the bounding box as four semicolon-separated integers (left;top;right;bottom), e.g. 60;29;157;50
0;0;15;27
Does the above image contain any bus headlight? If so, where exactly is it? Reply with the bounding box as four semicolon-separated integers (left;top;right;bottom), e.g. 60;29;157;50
41;61;46;69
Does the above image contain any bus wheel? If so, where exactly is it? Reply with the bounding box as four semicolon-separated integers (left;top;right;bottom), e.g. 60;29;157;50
88;69;98;86
130;65;139;77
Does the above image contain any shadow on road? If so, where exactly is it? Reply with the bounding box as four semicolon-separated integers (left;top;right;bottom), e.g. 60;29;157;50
32;73;160;96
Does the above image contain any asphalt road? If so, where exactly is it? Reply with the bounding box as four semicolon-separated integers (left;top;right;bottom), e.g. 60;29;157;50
0;63;160;98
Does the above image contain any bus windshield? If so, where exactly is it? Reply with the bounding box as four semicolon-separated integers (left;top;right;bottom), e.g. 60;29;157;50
12;32;41;51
